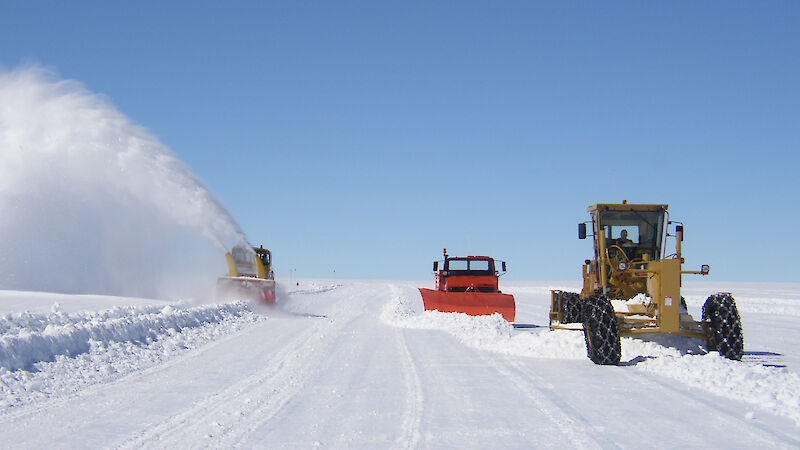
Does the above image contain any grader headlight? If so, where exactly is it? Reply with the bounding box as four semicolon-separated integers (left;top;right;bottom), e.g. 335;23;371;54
618;262;627;272
701;264;710;275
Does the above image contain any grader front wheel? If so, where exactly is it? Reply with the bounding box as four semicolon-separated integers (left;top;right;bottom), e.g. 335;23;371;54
581;294;621;365
702;293;744;361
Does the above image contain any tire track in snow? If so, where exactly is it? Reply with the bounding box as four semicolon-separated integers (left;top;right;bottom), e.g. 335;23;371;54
391;285;423;450
477;351;613;450
222;313;358;448
383;283;606;448
617;368;800;448
384;282;800;435
116;321;326;448
224;286;376;448
118;288;362;448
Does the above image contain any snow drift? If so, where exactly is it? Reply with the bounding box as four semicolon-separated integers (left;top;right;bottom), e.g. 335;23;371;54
0;66;248;299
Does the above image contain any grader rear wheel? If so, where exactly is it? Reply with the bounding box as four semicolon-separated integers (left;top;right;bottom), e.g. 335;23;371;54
702;293;744;361
581;294;621;365
559;292;582;323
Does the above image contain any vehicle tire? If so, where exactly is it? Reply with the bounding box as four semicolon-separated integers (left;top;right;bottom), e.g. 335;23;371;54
702;293;744;361
559;292;582;323
581;294;621;365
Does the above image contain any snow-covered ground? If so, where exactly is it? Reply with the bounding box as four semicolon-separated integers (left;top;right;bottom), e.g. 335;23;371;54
1;280;800;448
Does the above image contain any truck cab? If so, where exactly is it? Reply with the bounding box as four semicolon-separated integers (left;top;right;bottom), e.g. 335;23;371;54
420;248;515;323
434;254;507;293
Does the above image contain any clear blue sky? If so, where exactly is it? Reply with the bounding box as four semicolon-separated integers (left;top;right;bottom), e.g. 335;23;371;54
2;2;798;282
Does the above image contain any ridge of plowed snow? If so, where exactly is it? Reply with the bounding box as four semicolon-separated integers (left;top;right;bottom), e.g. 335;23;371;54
380;287;587;360
381;287;800;425
0;301;264;410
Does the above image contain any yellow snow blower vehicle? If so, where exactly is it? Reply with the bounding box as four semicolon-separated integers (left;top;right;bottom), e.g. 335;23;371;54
217;245;276;305
550;203;744;365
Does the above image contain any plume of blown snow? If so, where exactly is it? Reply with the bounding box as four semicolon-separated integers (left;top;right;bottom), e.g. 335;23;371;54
0;66;249;300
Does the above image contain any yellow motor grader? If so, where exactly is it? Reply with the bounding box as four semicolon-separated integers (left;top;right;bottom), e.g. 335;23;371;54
550;203;744;365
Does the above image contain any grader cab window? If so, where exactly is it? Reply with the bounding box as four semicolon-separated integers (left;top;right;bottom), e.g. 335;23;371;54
607;226;639;246
599;209;665;260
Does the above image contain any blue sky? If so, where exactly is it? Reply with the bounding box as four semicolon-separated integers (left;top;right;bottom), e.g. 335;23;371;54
2;2;798;282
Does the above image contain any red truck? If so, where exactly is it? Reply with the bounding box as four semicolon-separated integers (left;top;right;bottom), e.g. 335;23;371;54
419;249;516;323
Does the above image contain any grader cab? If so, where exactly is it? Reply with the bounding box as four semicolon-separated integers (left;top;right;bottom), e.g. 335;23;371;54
550;203;744;365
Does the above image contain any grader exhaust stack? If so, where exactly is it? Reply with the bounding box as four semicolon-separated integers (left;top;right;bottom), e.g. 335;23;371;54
419;249;515;323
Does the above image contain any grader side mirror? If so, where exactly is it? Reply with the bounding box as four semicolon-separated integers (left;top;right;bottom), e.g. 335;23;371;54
676;225;684;241
578;223;587;239
502;261;507;272
433;261;438;272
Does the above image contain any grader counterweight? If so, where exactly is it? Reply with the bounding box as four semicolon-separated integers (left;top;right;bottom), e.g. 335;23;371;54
550;203;744;365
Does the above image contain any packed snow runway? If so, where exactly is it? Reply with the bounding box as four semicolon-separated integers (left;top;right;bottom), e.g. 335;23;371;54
1;280;800;448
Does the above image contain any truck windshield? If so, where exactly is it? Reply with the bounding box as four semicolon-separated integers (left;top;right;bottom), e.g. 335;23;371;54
446;258;494;274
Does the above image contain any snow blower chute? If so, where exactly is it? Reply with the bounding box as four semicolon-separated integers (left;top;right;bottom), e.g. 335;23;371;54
419;249;515;323
217;245;276;305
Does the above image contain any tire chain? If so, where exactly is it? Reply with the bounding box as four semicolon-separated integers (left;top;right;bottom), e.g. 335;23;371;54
702;293;744;361
581;294;621;365
559;292;582;324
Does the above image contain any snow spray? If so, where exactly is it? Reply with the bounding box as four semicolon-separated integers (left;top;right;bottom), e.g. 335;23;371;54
0;66;249;300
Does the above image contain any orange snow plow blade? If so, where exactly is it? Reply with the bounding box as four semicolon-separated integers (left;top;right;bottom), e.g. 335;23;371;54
419;288;516;323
